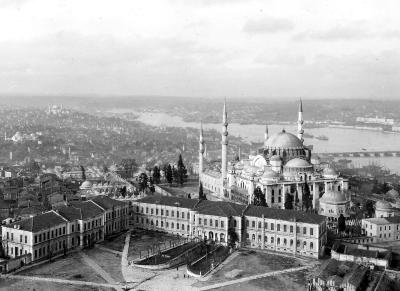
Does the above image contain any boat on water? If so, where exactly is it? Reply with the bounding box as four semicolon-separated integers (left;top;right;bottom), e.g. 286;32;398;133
303;133;314;138
316;135;329;141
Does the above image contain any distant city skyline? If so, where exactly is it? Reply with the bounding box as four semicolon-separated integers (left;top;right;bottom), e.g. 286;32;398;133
0;0;399;99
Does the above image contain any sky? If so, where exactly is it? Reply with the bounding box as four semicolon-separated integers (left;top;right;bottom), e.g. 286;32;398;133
0;0;400;99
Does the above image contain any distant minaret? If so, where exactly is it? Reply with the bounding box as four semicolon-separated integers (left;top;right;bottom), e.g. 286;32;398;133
221;100;228;189
297;98;304;143
238;145;241;160
264;124;269;146
199;121;205;178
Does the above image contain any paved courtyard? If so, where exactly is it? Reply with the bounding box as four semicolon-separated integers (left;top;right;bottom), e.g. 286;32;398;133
0;231;319;291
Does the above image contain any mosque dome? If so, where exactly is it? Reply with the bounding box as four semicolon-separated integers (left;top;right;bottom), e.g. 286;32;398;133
80;180;93;190
320;189;348;205
262;168;279;179
375;200;392;211
386;189;400;199
270;155;282;162
284;158;312;168
264;130;303;149
323;167;338;177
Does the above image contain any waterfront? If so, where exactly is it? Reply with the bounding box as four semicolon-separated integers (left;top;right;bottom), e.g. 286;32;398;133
112;110;400;174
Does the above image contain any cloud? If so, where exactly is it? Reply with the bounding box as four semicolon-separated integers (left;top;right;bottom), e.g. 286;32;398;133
243;17;294;34
254;53;305;66
294;24;370;41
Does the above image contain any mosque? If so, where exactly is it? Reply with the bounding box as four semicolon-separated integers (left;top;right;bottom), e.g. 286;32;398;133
199;100;350;220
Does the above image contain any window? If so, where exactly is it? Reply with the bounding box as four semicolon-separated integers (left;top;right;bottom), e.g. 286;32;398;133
146;207;148;214
234;220;237;227
277;224;280;231
284;225;287;232
187;213;190;219
161;221;164;227
199;218;202;225
182;212;184;218
271;237;274;244
171;222;174;229
182;224;184;230
204;219;207;226
210;220;213;227
177;211;179;218
72;225;74;232
252;234;255;241
166;210;169;216
171;211;174;217
258;222;262;229
177;223;179;230
310;242;314;250
310;228;313;236
303;241;307;249
20;235;22;243
303;227;307;235
252;221;255;228
221;221;224;228
156;209;158;215
290;239;293;246
271;223;274;230
277;237;280;245
290;226;293;233
11;233;14;241
296;226;300;233
25;236;27;243
161;209;164;215
284;238;287;245
215;220;218;228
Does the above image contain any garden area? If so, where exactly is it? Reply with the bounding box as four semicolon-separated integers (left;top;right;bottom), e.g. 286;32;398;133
187;245;231;276
135;241;199;265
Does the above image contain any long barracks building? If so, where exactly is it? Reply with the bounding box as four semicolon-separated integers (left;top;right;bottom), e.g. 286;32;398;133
132;195;327;258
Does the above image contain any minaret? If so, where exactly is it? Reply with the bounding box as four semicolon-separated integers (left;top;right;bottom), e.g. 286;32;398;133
199;121;205;179
297;98;304;143
221;100;228;189
264;124;269;146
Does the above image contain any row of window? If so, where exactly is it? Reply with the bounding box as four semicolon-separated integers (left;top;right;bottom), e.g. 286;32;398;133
138;206;190;219
198;218;225;228
247;233;315;250
34;240;66;259
246;220;315;236
6;232;28;244
34;226;66;244
139;217;190;231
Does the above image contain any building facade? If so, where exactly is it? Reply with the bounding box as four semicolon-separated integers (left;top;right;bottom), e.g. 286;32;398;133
361;216;400;242
131;195;327;258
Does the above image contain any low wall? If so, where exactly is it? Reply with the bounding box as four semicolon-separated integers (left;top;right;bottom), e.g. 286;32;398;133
0;254;32;274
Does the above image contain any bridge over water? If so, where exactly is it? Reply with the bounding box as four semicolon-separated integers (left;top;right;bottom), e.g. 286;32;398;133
316;151;400;158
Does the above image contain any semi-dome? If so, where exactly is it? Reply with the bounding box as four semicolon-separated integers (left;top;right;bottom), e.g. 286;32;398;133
284;158;312;168
270;155;282;162
386;189;400;199
264;130;303;149
375;200;392;210
323;167;337;177
261;168;279;179
80;180;93;190
320;189;348;204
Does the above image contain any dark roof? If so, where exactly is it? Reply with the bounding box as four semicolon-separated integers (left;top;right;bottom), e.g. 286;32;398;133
344;265;367;287
7;211;67;232
195;200;246;217
385;216;400;224
245;205;326;224
18;205;46;216
137;195;199;209
65;201;104;219
91;195;128;210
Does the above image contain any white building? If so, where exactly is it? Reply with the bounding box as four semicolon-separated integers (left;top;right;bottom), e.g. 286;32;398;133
361;216;400;242
132;195;327;258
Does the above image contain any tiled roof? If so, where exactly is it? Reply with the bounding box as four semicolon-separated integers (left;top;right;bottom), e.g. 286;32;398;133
385;216;400;224
195;200;246;217
363;217;391;225
91;195;128;210
6;211;67;232
137;195;199;209
245;205;326;224
67;201;104;219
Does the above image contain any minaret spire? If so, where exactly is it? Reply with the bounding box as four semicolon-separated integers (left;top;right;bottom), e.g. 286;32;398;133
221;99;228;194
297;98;304;143
199;121;205;179
264;124;269;145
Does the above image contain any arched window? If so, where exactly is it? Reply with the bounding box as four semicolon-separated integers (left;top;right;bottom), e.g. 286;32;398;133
290;239;293;246
277;237;280;245
284;238;287;245
303;241;307;249
310;242;313;250
252;234;255;241
271;237;274;244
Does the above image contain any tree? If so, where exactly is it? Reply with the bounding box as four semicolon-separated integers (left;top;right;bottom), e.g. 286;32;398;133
253;187;267;207
337;214;346;232
303;182;312;211
119;186;127;197
80;165;86;180
199;182;207;200
165;164;173;184
149;177;155;193
120;158;138;178
152;166;161;184
284;193;294;209
177;154;188;186
228;227;238;248
363;200;374;218
172;166;179;185
138;173;148;193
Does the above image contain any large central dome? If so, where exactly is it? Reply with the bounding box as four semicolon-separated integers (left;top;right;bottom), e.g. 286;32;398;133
264;130;303;149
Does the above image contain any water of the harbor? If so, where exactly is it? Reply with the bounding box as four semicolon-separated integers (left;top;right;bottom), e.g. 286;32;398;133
112;110;400;174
